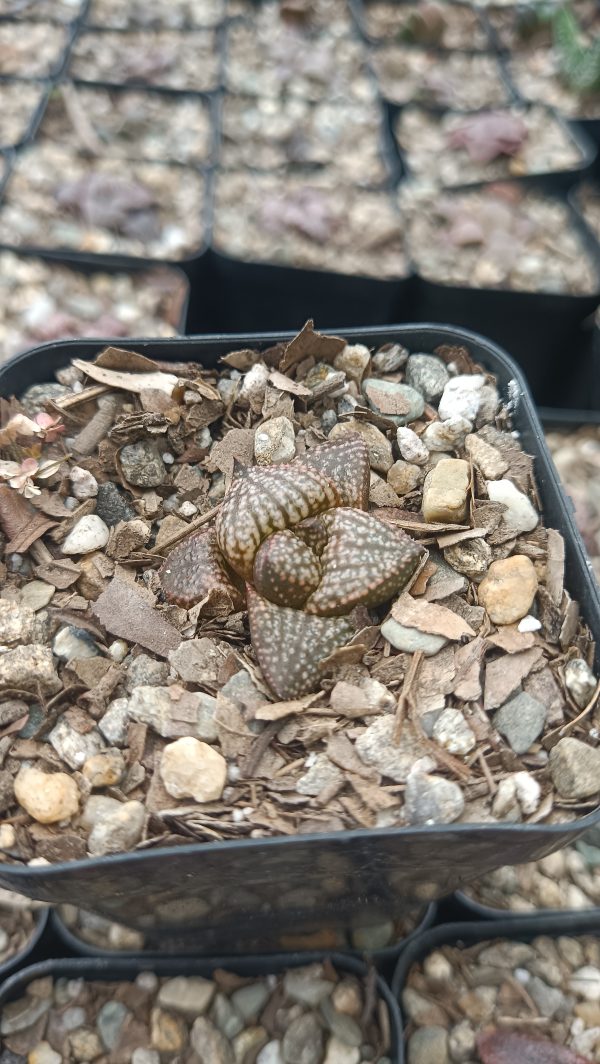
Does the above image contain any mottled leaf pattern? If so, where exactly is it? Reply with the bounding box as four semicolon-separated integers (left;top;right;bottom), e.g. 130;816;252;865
247;585;354;699
159;526;243;610
253;529;321;608
300;434;370;510
305;508;423;616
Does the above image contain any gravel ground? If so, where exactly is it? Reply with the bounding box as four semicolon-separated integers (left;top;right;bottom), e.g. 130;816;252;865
69;28;220;91
0;21;69;77
0;81;47;150
507;48;600;119
546;426;600;584
372;48;511;109
358;0;490;49
85;0;225;28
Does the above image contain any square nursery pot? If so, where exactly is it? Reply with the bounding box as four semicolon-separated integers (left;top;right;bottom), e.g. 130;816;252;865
0;953;402;1062
390;912;600;1063
0;325;599;951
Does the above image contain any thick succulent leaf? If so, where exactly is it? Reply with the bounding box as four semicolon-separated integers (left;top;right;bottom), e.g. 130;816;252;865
300;434;370;510
216;461;340;580
253;529;321;609
305;508;423;616
159;526;244;610
477;1030;593;1064
247;585;354;699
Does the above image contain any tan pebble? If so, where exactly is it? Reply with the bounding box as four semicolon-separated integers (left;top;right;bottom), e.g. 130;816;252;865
14;766;79;824
160;737;227;803
82;750;126;789
388;460;421;496
575;1001;600;1025
422;458;470;523
150;1007;187;1053
332;979;363;1017
465;433;508;479
478;555;538;625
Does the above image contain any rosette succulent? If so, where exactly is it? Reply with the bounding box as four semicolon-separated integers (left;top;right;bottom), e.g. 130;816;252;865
160;435;423;699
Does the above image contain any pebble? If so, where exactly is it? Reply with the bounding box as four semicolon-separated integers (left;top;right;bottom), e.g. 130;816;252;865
464;433;508;479
372;344;408;372
443;538;492;580
53;625;100;662
320;997;362;1047
158;976;216;1017
549;737;600;799
421;416;472;451
296;754;344;796
85;798;145;856
191;1016;235;1062
0;643;61;696
239;362;269;408
98;698;130;746
108;638;129;662
82;750;126;789
486;478;539;532
48;718;105;770
69;466;98;500
21;382;70;414
120;441;167;487
29;1042;62;1064
403;771;465;826
387;460;421;496
569;967;600;1001
323;1035;360;1064
282;1013;323;1064
231;983;270;1021
355;716;427;782
160;737;227;802
406;353;450;402
438;373;486;421
0;599;36;645
61;514;110;555
381;617;449;656
329;420;393;473
168;637;224;686
407;1025;449;1064
422;458;470;523
363;378;424;425
519;614;542;632
97;1000;131;1050
565;658;597;708
95;481;136;526
127;684;217;740
283;966;335;1007
333;343;371;383
19;580;55;612
396;426;429;465
254;416;296;464
151;1007;187;1053
350;920;394;951
448;1020;475;1062
432;708;476;756
14;765;79;824
477;555;538;625
492;771;541;819
494;692;546;754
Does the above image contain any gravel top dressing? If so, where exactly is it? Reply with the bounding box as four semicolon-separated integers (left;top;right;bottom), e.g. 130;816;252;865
0;21;69;77
0;81;47;150
359;0;490;50
0;886;42;968
86;0;226;28
371;48;510;109
0;961;393;1061
401;184;599;293
403;933;600;1063
0;324;597;870
507;49;600;120
68;29;221;92
463;837;600;913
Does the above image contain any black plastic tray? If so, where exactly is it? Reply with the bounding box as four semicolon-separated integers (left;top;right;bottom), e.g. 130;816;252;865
0;906;49;983
0;325;599;946
391;912;600;1062
0;77;51;153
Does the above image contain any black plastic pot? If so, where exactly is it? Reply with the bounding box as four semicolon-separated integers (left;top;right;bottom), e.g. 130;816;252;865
50;902;437;978
391;913;600;1062
0;77;51;153
0;952;402;1061
0;906;49;983
0;325;599;947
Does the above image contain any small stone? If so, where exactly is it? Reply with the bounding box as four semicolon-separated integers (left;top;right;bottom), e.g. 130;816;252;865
257;1042;285;1064
329;420;393;473
53;625;100;662
160;737;227;802
570;966;600;1001
465;434;508;479
69;1028;104;1060
132;1052;160;1064
191;1017;234;1063
448;1020;475;1062
423;952;453;984
487;479;539;532
549;738;600;799
334;343;370;383
438;374;486;421
254;416;296;464
82;750;126;789
14;766;79;824
323;1036;360;1064
283;965;334;1007
320;998;362;1047
282;1013;323;1064
48;718;105;770
69;466;98;500
0;598;37;646
422;416;472;452
126;653;169;690
443;538;492;581
95;481;136;526
518;615;542;633
372;344;408;372
363;378;424;425
98;698;130;746
97;1000;131;1050
158;976;215;1017
20;580;55;612
494;692;546;754
231;983;270;1021
422;459;470;523
120;441;167;486
351;920;394;950
150;1007;187;1054
403;772;465;826
433;708;476;756
29;1042;62;1064
526;976;567;1018
356;717;426;782
239;362;269;407
62;515;110;555
86;798;145;856
381;617;448;656
211;992;244;1040
492;771;541;818
403;988;448;1027
331;981;362;1017
397;426;429;465
108;639;128;662
478;555;538;625
0;644;60;694
388;460;421;496
234;1027;269;1060
127;684;215;740
168;637;224;686
107;518;151;559
296;754;344;796
406;354;450;402
408;1026;449;1064
565;659;597;709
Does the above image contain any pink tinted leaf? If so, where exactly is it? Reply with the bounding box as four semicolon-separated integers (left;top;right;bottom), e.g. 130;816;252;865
447;111;528;164
477;1029;593;1064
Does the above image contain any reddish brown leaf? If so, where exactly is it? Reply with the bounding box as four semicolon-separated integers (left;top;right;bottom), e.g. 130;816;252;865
301;435;370;510
93;571;182;658
477;1029;593;1064
253;529;321;609
159;525;244;611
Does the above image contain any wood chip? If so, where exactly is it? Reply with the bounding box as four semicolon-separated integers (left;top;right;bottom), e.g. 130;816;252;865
92;571;182;657
392;592;475;640
483;646;544;711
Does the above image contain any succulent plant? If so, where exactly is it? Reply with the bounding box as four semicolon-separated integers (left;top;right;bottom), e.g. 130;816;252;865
160;435;423;699
553;4;600;95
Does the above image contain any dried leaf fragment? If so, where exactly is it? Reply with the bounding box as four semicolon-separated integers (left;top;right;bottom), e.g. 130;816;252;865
72;358;179;397
391;592;475;640
93;572;182;658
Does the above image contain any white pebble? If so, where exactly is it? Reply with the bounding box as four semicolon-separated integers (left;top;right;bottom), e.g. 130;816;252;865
438;374;486;421
61;515;109;555
518;615;542;632
486;479;539;533
396;426;428;465
69;466;98;500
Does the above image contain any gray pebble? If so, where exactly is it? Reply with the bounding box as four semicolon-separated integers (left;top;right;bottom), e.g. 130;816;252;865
494;692;546;755
282;1013;323;1064
407;1025;449;1064
320;998;362;1047
363;378;425;426
120;441;167;487
403;772;465;826
381;617;448;657
53;625;100;662
95;482;136;526
97;1001;131;1051
406;354;450;403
